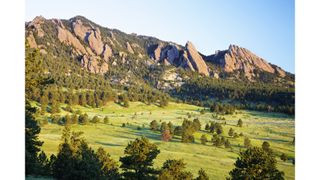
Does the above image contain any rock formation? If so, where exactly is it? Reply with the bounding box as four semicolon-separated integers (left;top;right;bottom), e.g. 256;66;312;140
185;41;209;76
149;41;209;76
126;42;134;54
25;15;290;80
206;44;286;78
57;26;87;54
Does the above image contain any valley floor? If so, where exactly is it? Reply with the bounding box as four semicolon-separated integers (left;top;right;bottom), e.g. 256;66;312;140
35;102;295;179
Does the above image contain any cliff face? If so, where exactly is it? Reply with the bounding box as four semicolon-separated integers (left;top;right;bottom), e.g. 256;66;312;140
25;15;290;81
205;45;286;79
149;41;209;76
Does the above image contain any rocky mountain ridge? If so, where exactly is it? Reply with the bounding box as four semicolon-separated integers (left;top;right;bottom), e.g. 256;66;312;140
25;15;293;83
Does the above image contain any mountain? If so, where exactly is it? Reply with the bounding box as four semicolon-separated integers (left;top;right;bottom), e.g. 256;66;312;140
26;16;293;82
25;15;294;115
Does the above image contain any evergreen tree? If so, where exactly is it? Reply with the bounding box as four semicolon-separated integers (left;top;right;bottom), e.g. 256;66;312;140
150;120;159;131
205;123;210;131
280;153;288;162
78;113;89;125
262;141;271;152
53;127;112;179
174;126;183;136
71;114;78;124
103;116;109;124
193;118;201;131
40;95;49;114
119;137;160;179
228;128;234;137
168;121;174;134
216;124;223;135
91;115;100;123
229;147;284;179
25;101;44;175
200;134;208;145
244;137;251;148
160;122;169;132
237;119;243;127
225;139;231;148
96;147;120;179
196;168;209;180
51;100;60;114
181;119;196;143
64;114;71;126
159;159;193;180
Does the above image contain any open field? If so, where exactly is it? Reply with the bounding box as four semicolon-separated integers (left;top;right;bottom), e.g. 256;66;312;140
34;101;295;179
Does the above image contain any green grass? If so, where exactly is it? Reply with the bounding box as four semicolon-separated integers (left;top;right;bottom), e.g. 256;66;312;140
35;101;295;179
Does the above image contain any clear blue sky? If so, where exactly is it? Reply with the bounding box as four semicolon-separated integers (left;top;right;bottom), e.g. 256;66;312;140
26;0;294;73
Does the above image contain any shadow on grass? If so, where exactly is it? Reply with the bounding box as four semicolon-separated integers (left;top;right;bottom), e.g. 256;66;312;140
246;111;294;119
254;137;291;143
95;141;122;147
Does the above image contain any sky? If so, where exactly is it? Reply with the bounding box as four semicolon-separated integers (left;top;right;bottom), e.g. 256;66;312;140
26;0;294;73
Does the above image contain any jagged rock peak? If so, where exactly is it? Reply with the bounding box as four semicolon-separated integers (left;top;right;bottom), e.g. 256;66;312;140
185;41;209;76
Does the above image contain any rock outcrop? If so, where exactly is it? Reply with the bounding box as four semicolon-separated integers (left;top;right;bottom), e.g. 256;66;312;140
149;41;209;76
80;55;108;74
102;44;113;61
126;42;134;54
26;15;290;80
185;41;209;76
57;26;87;54
206;44;286;78
28;16;45;37
26;33;37;48
160;44;180;64
72;19;104;55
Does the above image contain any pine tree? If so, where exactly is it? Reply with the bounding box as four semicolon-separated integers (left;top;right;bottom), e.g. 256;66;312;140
25;101;44;175
228;128;234;137
64;114;71;126
40;95;49;114
244;137;251;148
200;134;208;145
237;119;243;127
103;116;109;124
193;118;201;131
159;159;193;180
150;120;159;131
96;147;120;179
181;119;196;143
71;114;78;124
196;168;209;180
229;147;284;179
160;122;169;132
280;153;288;162
79;113;89;125
168;121;174;134
205;123;210;131
119;137;160;179
51;100;60;114
225;139;231;148
91;115;100;123
262;141;271;152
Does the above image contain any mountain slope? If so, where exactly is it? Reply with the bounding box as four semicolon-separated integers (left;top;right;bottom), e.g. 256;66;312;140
26;16;293;83
25;15;295;115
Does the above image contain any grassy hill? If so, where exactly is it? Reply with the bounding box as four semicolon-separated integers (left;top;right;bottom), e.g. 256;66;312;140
32;101;294;179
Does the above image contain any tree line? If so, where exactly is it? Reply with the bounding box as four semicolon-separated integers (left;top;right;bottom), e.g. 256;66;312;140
171;75;295;115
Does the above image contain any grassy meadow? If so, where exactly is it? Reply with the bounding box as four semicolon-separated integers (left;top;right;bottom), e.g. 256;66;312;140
33;101;295;179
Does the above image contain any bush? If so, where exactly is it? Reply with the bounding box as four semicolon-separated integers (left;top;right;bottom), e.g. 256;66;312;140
103;116;109;124
91;116;100;123
200;134;208;145
280;153;288;162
